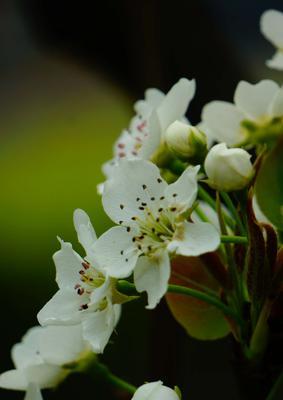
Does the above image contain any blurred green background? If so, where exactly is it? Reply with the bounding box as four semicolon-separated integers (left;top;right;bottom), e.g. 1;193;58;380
1;1;283;399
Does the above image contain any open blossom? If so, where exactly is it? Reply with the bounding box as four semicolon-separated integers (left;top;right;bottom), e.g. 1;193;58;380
91;159;220;309
132;381;180;400
0;324;90;395
201;79;283;146
204;143;254;192
37;209;121;353
260;9;283;70
102;78;196;182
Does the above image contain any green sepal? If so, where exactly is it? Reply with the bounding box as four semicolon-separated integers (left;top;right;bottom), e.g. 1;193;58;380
174;385;182;399
112;287;139;305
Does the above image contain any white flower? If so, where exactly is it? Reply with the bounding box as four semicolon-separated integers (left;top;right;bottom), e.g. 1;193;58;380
132;381;180;400
204;143;254;192
0;324;89;394
260;9;283;70
201;79;283;145
165;121;207;161
91;159;220;309
37;209;121;354
102;78;196;181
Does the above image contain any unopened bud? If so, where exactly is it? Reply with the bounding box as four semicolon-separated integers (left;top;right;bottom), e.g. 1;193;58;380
165;121;207;162
204;143;254;192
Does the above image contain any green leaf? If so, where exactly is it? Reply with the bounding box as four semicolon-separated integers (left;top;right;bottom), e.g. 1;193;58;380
255;138;283;229
166;256;230;340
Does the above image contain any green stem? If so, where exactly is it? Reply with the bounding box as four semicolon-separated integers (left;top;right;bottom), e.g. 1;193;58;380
221;235;248;245
90;362;137;395
220;191;246;236
266;370;283;400
198;185;235;229
117;280;241;323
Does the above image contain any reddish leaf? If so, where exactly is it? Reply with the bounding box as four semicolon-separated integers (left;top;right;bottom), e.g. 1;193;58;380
166;255;230;340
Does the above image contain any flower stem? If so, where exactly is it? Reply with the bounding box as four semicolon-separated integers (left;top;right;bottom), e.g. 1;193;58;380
220;191;246;236
266;369;283;400
221;235;248;245
198;185;235;229
89;362;137;395
117;280;241;324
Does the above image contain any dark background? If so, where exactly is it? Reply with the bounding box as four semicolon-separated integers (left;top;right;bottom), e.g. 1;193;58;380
1;1;282;399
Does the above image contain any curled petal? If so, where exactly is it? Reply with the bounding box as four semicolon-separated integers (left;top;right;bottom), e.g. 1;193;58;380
134;253;170;309
73;209;97;256
234;80;279;121
167;221;220;257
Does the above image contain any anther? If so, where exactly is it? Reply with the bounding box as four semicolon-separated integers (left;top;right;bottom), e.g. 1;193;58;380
160;196;165;200
127;227;131;232
157;178;162;183
150;197;155;201
173;193;177;197
120;204;124;209
142;184;147;189
141;202;147;206
82;261;90;270
139;206;145;210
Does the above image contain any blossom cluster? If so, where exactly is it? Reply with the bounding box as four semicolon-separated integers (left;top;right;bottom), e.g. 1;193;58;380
1;8;283;400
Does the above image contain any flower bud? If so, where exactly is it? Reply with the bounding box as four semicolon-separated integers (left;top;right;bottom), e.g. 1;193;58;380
204;143;254;192
165;121;207;162
132;381;180;400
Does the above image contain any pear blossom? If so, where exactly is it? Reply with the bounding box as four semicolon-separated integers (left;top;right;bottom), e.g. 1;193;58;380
91;159;220;309
37;209;121;353
201;79;283;146
0;324;90;395
260;10;283;70
204;143;254;192
165;121;207;161
131;381;180;400
102;78;196;183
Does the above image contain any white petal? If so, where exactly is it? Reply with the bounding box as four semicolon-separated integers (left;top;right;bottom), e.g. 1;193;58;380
0;369;28;390
73;209;97;256
270;86;283;117
165;165;199;211
260;9;283;49
157;78;196;132
38;325;86;365
132;381;162;400
81;304;119;353
12;327;43;369
134;253;170;309
24;364;64;389
191;201;225;233
139;110;162;159
134;88;165;117
25;384;43;400
102;159;167;226
37;289;84;326
90;226;138;278
168;221;220;256
132;381;179;400
201;101;244;145
234;80;279;121
53;239;83;290
266;51;283;71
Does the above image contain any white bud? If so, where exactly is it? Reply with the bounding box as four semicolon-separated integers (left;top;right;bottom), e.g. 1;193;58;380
204;143;254;192
165;121;207;161
132;381;180;400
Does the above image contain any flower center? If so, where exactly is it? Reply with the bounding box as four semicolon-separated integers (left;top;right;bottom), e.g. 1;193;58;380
74;261;106;311
133;206;177;255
